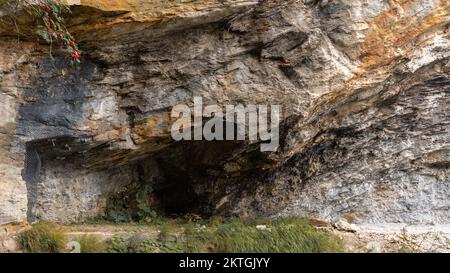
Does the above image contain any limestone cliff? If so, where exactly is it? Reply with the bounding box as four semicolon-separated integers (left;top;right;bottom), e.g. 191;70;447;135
0;0;449;225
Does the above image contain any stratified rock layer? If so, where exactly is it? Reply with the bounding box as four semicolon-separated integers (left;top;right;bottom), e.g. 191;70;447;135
0;0;449;224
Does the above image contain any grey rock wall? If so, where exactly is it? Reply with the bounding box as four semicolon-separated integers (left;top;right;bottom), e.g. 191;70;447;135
0;0;449;225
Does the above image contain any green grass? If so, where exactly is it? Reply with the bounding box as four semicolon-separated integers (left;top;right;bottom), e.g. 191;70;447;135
182;217;344;253
18;222;66;253
106;217;344;253
106;235;182;253
18;217;344;253
76;235;107;253
106;235;131;253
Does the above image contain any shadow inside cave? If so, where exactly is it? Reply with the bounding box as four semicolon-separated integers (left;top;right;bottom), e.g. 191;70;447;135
21;135;255;222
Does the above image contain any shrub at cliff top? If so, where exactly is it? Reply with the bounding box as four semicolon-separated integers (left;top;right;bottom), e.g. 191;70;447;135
0;0;80;62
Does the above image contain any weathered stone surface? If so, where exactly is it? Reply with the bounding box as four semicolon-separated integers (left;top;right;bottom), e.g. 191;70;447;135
0;42;35;224
0;0;449;225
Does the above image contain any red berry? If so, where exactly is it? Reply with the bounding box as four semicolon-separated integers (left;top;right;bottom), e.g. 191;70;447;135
71;51;81;59
69;41;76;47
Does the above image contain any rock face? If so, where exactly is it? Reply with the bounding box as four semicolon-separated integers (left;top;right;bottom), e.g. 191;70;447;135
0;0;449;224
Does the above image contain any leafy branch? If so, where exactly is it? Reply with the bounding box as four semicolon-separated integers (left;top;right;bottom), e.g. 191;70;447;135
0;0;80;63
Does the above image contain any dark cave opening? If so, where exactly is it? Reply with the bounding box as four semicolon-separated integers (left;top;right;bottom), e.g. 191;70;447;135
148;139;248;216
152;165;202;215
21;136;253;222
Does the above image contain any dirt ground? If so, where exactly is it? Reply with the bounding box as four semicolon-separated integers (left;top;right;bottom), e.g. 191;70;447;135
332;221;450;253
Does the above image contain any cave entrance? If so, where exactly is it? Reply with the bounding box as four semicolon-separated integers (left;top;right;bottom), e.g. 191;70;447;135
22;137;246;222
152;164;200;215
147;139;246;216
